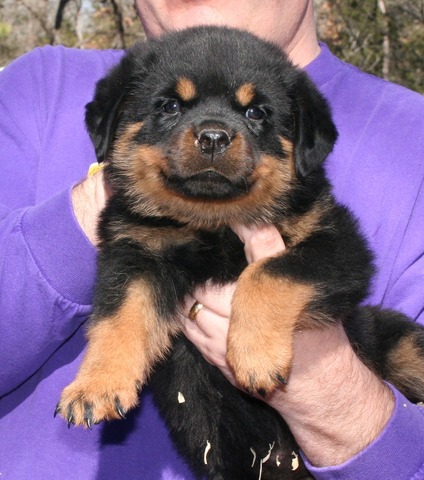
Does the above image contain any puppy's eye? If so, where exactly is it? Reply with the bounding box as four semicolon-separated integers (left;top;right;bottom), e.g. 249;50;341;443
163;100;181;114
245;106;266;121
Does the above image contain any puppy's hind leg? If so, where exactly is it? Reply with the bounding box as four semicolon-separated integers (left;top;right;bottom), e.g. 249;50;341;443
345;307;424;403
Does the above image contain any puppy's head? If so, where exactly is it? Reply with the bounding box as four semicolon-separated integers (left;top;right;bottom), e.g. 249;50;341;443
86;26;337;228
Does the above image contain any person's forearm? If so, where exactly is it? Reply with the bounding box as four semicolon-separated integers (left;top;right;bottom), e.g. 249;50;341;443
181;224;424;478
0;188;97;394
267;324;394;466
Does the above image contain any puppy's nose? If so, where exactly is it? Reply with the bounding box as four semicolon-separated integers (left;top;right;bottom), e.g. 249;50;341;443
198;129;231;155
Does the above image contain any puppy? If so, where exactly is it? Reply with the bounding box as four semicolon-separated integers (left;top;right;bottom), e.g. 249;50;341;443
57;27;424;480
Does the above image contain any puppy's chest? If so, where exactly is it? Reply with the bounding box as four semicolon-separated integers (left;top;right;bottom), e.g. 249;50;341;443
106;218;248;284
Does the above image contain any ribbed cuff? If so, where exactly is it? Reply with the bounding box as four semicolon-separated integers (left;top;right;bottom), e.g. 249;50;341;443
21;186;98;305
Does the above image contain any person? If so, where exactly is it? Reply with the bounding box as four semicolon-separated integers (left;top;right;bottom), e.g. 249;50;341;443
0;1;423;478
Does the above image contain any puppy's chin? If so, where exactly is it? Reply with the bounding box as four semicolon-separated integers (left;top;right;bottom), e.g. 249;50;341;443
164;170;250;201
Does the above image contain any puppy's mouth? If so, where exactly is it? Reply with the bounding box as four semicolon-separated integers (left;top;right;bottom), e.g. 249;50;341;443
164;169;250;200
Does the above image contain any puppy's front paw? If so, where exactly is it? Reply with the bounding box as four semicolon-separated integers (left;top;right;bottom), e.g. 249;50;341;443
56;374;142;428
227;320;292;397
55;282;172;428
226;261;313;396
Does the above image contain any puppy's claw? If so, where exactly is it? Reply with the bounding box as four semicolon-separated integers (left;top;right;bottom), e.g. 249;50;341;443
257;388;267;398
67;415;74;429
115;398;127;419
66;404;75;428
83;403;94;429
54;403;61;418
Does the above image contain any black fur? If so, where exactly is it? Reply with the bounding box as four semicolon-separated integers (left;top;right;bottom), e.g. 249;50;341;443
57;27;424;480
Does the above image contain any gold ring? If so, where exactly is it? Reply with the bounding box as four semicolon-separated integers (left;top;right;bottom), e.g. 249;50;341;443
188;301;203;323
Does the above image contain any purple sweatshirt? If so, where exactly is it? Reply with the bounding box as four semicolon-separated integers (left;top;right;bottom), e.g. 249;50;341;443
0;42;423;480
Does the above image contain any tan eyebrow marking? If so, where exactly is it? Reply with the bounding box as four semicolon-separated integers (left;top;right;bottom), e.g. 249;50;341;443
235;83;256;107
175;77;197;102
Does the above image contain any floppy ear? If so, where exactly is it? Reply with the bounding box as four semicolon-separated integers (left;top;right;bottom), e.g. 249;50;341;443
85;64;126;163
292;75;338;179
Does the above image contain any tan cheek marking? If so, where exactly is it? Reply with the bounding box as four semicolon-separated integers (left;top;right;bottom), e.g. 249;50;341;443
116;121;144;144
246;152;294;210
236;83;255;107
176;77;197;102
279;136;296;177
111;129;297;229
113;140;168;192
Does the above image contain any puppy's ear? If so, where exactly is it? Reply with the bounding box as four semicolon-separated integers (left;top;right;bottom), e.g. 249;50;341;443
85;65;126;163
292;75;338;179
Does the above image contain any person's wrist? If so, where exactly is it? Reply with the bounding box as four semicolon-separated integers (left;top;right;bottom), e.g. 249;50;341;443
267;324;394;466
71;170;110;246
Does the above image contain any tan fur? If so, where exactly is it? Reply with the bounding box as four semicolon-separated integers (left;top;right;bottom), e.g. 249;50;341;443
227;259;315;392
279;200;331;247
109;220;199;252
176;77;197;102
386;335;424;401
271;137;333;247
235;83;255;107
115;121;143;145
279;137;296;177
58;281;177;425
113;127;297;229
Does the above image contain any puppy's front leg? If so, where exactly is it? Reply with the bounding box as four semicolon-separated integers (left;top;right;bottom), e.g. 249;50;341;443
57;272;174;428
227;258;315;396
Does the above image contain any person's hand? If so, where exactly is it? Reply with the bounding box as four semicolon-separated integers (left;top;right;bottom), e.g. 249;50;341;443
179;224;286;385
179;224;395;467
71;168;111;246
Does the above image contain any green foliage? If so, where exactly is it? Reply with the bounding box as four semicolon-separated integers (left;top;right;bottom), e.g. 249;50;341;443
0;21;12;38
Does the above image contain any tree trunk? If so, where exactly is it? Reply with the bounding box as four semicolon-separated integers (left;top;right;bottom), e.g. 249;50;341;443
377;0;390;80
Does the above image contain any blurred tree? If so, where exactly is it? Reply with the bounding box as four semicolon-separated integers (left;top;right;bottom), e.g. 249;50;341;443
0;0;422;93
0;0;56;64
0;0;144;66
316;0;424;93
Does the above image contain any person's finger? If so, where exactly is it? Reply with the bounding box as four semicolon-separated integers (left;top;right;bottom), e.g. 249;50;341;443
180;283;235;338
231;224;286;263
179;290;232;372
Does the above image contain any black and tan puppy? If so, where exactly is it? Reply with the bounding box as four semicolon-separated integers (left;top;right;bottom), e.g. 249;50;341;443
57;27;424;479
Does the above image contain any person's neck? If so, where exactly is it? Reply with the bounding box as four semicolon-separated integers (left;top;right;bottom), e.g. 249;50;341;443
287;35;321;68
282;2;321;68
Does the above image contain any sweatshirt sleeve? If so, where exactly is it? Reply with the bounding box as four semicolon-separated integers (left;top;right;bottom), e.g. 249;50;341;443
0;49;99;396
0;189;98;396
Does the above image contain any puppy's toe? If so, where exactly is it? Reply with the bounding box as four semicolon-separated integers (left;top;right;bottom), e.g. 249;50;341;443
56;376;141;428
227;344;292;397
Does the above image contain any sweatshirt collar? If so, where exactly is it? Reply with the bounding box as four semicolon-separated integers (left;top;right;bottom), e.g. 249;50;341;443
304;42;343;89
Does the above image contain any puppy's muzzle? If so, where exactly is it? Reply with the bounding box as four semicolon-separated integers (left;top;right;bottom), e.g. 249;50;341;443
197;129;231;156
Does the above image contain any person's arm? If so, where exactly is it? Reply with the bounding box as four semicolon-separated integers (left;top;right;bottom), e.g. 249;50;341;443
0;51;107;396
0;174;108;396
179;225;424;480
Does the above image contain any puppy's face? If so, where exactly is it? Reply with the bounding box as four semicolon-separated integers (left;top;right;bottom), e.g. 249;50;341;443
87;27;337;228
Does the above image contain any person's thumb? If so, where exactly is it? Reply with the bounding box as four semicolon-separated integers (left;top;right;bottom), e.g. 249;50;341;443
231;224;285;264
